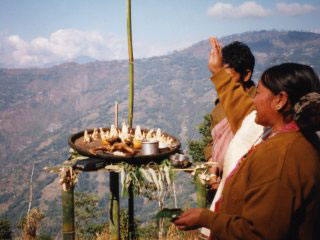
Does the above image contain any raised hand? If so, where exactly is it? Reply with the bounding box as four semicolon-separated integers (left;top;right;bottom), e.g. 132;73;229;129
208;37;223;75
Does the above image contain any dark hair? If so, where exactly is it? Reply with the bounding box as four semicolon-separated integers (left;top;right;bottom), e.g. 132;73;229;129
222;41;255;83
261;63;320;131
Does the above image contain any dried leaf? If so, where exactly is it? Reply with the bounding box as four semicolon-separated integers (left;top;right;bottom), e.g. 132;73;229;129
164;165;171;185
149;168;160;191
140;168;153;183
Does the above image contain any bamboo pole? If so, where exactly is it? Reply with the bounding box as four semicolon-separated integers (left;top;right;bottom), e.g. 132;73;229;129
127;0;134;128
126;1;135;238
62;185;75;240
109;102;121;240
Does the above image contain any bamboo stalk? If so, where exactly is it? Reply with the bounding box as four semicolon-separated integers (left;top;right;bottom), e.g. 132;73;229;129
127;0;134;128
127;1;135;239
109;102;121;240
62;185;75;240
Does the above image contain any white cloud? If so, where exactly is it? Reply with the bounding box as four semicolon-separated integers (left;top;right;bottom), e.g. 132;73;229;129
0;29;189;68
311;28;320;34
207;1;271;18
276;3;317;16
207;1;318;19
0;29;124;68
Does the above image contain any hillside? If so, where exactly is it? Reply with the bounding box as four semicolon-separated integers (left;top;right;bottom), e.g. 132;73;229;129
1;30;320;236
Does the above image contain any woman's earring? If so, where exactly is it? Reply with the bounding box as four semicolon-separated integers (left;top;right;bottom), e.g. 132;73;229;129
276;105;281;110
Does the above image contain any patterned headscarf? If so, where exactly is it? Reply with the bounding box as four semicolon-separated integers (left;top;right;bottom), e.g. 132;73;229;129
293;92;320;131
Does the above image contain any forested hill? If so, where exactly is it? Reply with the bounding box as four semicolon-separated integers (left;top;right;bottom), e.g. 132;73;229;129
1;30;320;236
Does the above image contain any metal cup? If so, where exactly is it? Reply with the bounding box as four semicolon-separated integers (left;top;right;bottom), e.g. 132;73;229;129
141;140;159;155
169;153;189;168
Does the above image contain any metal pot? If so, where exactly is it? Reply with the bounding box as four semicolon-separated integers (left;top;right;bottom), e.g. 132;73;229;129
141;140;159;155
169;153;190;168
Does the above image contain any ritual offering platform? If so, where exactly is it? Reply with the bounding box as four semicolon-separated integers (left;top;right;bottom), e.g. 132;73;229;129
68;123;181;165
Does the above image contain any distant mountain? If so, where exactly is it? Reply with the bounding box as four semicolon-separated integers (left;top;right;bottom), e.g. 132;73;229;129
73;56;97;64
1;30;320;236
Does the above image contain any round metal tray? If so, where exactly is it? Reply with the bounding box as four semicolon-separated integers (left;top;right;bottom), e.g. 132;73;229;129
68;128;181;165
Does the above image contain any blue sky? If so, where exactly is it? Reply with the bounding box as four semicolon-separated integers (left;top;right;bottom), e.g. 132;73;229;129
0;0;319;68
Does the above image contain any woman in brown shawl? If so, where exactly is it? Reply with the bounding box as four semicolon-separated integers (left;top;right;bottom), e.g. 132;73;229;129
174;37;320;240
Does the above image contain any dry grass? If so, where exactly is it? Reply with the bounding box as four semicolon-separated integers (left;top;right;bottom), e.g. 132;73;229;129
95;223;201;240
165;224;199;240
20;208;44;240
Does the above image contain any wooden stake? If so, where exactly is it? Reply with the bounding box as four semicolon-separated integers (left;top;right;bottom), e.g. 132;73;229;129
115;102;118;128
109;101;120;240
109;172;120;240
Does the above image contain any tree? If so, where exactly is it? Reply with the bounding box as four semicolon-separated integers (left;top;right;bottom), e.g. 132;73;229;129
0;218;11;240
188;114;212;163
74;192;104;240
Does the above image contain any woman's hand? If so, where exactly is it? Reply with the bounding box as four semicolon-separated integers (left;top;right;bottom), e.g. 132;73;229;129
173;208;204;231
208;164;222;190
208;37;223;75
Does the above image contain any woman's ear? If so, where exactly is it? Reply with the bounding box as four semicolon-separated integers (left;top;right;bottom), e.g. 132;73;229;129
275;91;289;111
243;70;252;82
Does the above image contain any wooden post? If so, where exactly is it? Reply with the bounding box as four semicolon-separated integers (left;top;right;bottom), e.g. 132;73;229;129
115;102;118;129
109;172;120;240
128;185;135;239
195;174;207;208
62;185;75;240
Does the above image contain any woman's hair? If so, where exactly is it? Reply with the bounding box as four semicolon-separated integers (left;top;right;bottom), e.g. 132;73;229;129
222;41;255;83
261;63;320;131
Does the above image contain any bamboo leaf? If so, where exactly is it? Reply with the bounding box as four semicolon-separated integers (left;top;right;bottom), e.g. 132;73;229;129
158;172;163;191
140;168;153;183
164;165;171;185
149;168;160;191
120;168;127;197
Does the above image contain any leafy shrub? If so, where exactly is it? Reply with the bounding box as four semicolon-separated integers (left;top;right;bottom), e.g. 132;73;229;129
188;114;211;163
0;218;11;240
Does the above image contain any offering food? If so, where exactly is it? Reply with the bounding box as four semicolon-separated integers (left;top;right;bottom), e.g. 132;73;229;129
81;123;178;157
154;208;183;220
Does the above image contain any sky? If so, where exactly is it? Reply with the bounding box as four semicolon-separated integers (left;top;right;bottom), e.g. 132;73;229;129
0;0;319;68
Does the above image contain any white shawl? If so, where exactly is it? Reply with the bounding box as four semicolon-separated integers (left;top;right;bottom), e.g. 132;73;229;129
201;110;264;237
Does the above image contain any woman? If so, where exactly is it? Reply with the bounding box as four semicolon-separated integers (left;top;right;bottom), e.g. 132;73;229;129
174;37;320;240
203;40;257;191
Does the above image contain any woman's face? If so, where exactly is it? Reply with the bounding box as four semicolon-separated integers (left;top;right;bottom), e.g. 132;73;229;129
253;80;278;127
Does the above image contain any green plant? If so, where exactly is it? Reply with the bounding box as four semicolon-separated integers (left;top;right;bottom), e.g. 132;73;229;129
0;218;11;240
188;114;212;163
74;192;104;240
36;233;53;240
